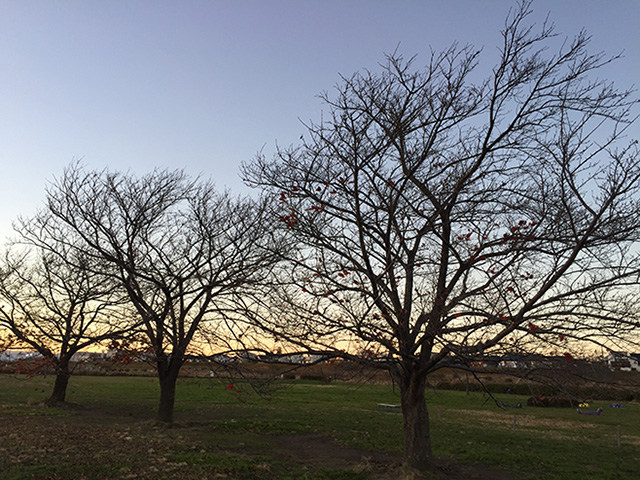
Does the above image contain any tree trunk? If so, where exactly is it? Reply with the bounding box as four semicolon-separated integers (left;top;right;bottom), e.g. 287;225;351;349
156;358;181;423
399;366;432;471
47;360;71;405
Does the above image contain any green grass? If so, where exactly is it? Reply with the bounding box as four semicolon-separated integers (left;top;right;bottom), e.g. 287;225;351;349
0;373;639;479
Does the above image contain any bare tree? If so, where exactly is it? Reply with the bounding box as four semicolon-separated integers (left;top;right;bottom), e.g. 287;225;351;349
37;163;277;423
0;243;129;405
0;327;14;355
243;1;640;471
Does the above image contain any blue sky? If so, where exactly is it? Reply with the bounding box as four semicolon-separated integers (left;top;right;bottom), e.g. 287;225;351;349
1;0;638;240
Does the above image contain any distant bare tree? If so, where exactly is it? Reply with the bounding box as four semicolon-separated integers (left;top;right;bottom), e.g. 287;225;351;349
243;1;640;471
0;327;14;355
35;164;277;422
0;242;129;405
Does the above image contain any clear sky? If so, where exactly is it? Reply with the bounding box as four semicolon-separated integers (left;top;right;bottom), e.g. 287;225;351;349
1;0;638;240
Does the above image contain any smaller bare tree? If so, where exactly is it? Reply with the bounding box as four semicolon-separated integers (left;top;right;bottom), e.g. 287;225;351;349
36;164;279;422
0;328;13;355
0;242;130;405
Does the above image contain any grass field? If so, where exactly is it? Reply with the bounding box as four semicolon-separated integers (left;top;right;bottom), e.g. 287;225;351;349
0;374;638;479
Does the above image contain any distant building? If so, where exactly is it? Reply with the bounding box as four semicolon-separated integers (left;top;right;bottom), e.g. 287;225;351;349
269;353;327;364
0;350;42;362
241;352;329;364
71;351;109;362
606;351;640;372
0;350;109;363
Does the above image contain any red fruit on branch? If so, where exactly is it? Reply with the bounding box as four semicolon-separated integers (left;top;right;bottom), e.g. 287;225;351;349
278;213;298;227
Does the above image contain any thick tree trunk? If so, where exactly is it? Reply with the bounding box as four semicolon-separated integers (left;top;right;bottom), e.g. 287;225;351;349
399;366;432;471
156;358;181;423
47;361;71;405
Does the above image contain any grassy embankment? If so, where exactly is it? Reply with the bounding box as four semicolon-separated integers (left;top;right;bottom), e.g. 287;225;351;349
0;374;638;479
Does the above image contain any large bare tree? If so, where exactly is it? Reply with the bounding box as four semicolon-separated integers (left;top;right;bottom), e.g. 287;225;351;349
243;1;640;470
0;242;129;405
35;164;277;422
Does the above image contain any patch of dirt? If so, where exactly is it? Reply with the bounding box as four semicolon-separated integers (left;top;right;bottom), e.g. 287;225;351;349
452;408;597;429
263;433;518;480
264;433;400;476
430;459;519;480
